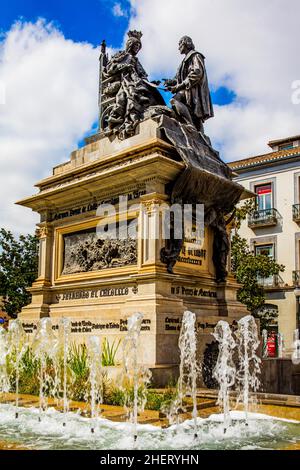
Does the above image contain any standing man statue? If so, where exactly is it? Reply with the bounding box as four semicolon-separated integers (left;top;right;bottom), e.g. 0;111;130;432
164;36;214;133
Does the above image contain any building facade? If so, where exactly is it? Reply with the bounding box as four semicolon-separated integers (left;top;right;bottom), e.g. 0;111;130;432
229;135;300;353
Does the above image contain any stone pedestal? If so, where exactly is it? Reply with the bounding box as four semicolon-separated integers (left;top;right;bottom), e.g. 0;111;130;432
17;118;248;385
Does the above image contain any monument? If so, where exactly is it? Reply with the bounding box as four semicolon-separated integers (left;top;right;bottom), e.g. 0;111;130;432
17;32;249;385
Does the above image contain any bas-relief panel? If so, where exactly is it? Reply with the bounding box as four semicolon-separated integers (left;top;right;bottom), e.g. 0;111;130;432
62;220;138;275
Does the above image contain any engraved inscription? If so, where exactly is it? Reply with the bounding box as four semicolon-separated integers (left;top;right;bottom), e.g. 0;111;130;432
171;286;217;298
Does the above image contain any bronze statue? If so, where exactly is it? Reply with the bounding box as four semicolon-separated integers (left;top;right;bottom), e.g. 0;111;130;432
211;213;230;283
96;33;244;283
101;31;164;139
164;36;214;133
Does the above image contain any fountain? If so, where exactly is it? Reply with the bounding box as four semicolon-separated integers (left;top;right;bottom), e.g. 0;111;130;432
7;320;27;419
236;315;261;425
292;329;300;366
262;329;268;358
121;313;151;444
212;320;236;432
32;318;58;422
0;314;299;450
0;327;10;395
58;318;71;427
86;336;103;434
277;332;284;358
169;311;200;438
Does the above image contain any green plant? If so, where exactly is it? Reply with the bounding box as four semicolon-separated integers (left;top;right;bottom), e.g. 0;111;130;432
0;229;39;317
69;343;88;376
68;343;89;401
19;347;40;395
231;201;285;327
102;338;121;367
103;385;126;406
231;233;284;315
145;391;164;411
146;389;177;411
6;346;40;395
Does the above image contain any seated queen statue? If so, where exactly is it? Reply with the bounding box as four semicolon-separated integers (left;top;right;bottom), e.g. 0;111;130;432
102;31;165;140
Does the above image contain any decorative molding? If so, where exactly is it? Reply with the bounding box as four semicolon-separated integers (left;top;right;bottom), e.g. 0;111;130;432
35;225;53;239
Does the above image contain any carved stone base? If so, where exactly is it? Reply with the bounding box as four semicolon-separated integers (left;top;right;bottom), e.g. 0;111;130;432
17;118;249;385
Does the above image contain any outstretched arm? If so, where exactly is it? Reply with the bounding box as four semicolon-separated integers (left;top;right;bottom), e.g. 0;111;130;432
163;78;177;90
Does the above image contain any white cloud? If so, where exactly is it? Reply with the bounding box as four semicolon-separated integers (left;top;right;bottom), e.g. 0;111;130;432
128;0;300;161
0;19;99;234
2;4;300;235
113;3;128;18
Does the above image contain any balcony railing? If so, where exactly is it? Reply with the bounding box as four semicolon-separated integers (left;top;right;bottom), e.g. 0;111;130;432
258;274;285;289
248;208;279;229
293;204;300;223
293;271;300;287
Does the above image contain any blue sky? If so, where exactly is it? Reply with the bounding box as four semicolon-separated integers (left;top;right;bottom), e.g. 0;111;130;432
0;0;235;110
0;0;238;150
0;0;130;48
1;0;299;234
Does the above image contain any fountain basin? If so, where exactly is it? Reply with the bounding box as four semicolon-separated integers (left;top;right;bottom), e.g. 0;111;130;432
0;404;299;451
0;392;299;450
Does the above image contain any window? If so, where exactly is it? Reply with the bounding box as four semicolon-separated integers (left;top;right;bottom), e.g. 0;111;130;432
255;244;275;286
255;244;274;258
278;143;293;151
255;183;273;211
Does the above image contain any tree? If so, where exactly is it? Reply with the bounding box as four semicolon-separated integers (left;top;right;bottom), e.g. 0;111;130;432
230;201;285;330
0;229;39;317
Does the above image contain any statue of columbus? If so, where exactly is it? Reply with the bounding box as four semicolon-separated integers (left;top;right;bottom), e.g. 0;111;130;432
164;35;214;134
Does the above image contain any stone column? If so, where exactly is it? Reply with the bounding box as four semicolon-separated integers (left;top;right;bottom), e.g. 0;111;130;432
139;193;169;267
35;224;54;287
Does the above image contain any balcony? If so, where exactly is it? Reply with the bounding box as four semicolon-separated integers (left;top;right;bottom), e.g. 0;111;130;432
293;204;300;223
248;208;279;229
258;274;285;289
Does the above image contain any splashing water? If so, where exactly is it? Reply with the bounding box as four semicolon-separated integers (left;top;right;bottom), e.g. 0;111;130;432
236;315;261;424
212;321;236;432
58;318;71;426
121;313;151;444
32;318;58;422
7;320;27;418
292;329;300;366
0;327;10;395
262;329;268;358
86;336;103;434
0;313;299;449
0;404;298;450
277;333;284;359
168;311;200;438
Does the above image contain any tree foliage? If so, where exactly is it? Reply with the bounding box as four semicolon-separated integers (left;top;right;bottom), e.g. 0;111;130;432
0;228;39;317
230;200;285;327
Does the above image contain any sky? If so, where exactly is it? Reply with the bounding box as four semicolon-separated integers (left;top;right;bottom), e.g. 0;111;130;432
0;0;300;234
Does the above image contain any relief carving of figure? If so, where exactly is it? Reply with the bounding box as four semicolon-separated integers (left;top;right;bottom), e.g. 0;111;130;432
62;231;137;275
